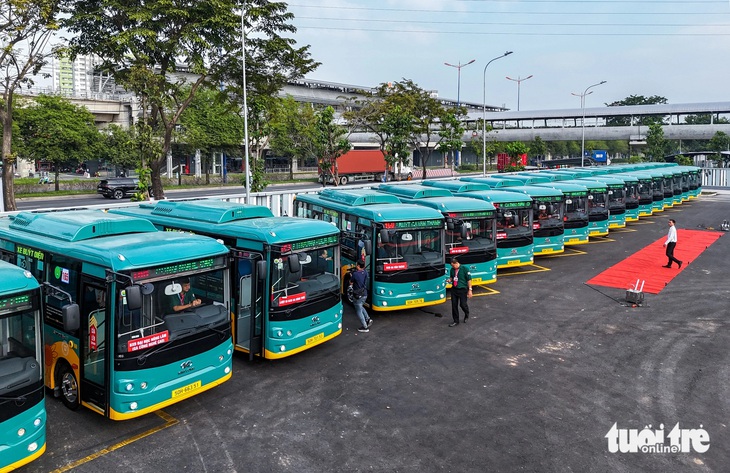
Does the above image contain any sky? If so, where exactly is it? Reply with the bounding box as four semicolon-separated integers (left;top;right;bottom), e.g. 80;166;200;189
286;0;730;112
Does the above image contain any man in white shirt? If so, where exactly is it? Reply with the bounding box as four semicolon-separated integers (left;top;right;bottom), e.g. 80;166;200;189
662;219;683;269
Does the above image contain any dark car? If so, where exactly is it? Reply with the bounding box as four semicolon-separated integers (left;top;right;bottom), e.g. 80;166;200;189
97;178;140;199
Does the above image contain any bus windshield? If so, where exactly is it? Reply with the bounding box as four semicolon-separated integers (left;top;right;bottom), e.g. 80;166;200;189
496;208;531;237
447;218;495;253
377;227;443;270
270;244;340;307
0;305;42;420
116;267;228;357
534;201;563;229
564;196;588;221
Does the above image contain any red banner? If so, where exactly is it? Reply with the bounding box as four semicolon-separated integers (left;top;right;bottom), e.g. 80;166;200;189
89;325;97;351
496;232;508;240
384;262;408;271
128;331;170;352
279;292;306;306
449;246;469;254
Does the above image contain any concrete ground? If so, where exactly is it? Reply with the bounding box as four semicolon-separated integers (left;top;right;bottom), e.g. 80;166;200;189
22;191;730;473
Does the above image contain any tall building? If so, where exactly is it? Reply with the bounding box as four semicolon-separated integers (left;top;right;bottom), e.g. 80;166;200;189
52;54;119;96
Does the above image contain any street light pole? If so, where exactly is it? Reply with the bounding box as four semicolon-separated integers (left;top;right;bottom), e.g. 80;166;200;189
482;51;513;176
241;9;251;203
505;74;533;112
572;80;606;167
444;59;475;168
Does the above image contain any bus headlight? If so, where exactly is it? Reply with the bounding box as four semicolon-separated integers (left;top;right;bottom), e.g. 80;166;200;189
130;402;138;410
17;428;25;437
227;349;232;356
125;383;134;392
388;290;393;296
440;293;445;299
224;366;231;374
277;330;283;337
279;346;286;352
34;418;42;427
338;322;342;329
379;289;385;295
28;442;38;452
286;330;292;336
140;382;148;390
219;355;224;362
382;301;388;306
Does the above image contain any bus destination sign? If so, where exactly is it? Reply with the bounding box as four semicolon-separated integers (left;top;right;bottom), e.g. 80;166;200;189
0;293;32;315
384;219;443;230
131;256;225;280
290;234;339;252
493;201;528;209
456;211;494;218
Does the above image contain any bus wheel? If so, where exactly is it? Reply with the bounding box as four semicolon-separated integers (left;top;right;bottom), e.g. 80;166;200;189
59;365;80;410
343;275;355;306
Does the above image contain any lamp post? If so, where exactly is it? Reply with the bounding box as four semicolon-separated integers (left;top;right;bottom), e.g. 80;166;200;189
505;74;532;112
241;9;251;203
444;59;475;167
482;51;513;175
572;80;606;167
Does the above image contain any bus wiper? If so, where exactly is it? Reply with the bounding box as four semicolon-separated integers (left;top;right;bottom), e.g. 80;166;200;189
0;385;44;402
135;339;174;366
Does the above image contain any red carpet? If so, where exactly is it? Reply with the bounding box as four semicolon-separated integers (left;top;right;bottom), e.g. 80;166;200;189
586;230;723;294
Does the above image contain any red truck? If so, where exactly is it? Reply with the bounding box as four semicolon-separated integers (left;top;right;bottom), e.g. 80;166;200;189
319;150;413;185
497;152;527;172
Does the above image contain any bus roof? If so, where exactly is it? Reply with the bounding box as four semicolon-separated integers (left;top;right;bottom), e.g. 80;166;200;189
0;259;39;294
377;189;496;214
577;176;626;188
295;192;444;224
459;176;525;187
561;179;608;192
377;184;453;199
533;182;590;196
455;189;533;205
0;211;229;272
111;204;339;245
318;188;402;206
138;199;274;223
422;180;492;192
499;185;564;199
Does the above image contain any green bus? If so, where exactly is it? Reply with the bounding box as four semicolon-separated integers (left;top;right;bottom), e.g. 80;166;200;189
0;211;233;420
533;182;591;245
378;184;498;286
111;200;343;360
499;185;565;255
577;176;627;229
451;186;535;268
295;189;447;311
0;261;45;472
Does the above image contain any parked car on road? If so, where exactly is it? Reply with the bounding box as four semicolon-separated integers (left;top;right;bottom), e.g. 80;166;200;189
97;178;140;199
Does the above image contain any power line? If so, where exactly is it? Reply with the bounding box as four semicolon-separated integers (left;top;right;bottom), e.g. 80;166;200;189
292;25;730;37
295;16;730;28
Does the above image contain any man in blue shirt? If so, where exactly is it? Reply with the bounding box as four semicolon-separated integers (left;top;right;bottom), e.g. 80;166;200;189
350;261;373;333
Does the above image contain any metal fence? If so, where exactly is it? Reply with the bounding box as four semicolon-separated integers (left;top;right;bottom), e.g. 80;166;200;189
703;168;729;187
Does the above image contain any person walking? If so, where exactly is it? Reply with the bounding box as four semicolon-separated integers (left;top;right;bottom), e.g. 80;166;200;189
663;219;683;269
446;257;472;327
350;261;373;333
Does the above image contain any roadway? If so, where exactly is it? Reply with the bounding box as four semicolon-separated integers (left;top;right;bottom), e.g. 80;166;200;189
19;190;730;473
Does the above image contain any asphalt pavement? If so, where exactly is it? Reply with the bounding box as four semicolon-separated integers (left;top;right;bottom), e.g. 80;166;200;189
19;190;730;473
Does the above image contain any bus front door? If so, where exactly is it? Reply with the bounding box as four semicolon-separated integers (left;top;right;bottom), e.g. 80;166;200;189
235;254;265;360
80;280;108;414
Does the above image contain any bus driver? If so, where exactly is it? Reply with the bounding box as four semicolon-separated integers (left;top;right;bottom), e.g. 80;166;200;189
169;278;202;312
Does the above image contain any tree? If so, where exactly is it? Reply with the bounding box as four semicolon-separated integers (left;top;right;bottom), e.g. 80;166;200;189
64;0;317;199
312;106;351;186
1;0;62;210
268;96;317;181
178;86;245;183
708;131;730;164
684;114;730;125
503;141;529;172
382;79;445;179
530;136;547;163
99;125;141;175
15;95;101;190
436;107;467;169
645;123;671;161
605;95;668;127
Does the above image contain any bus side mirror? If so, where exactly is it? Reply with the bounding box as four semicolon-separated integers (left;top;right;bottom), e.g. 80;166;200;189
62;303;80;332
363;240;372;256
126;285;142;310
379;229;390;244
460;226;468;239
446;218;454;231
256;260;268;281
288;254;301;273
